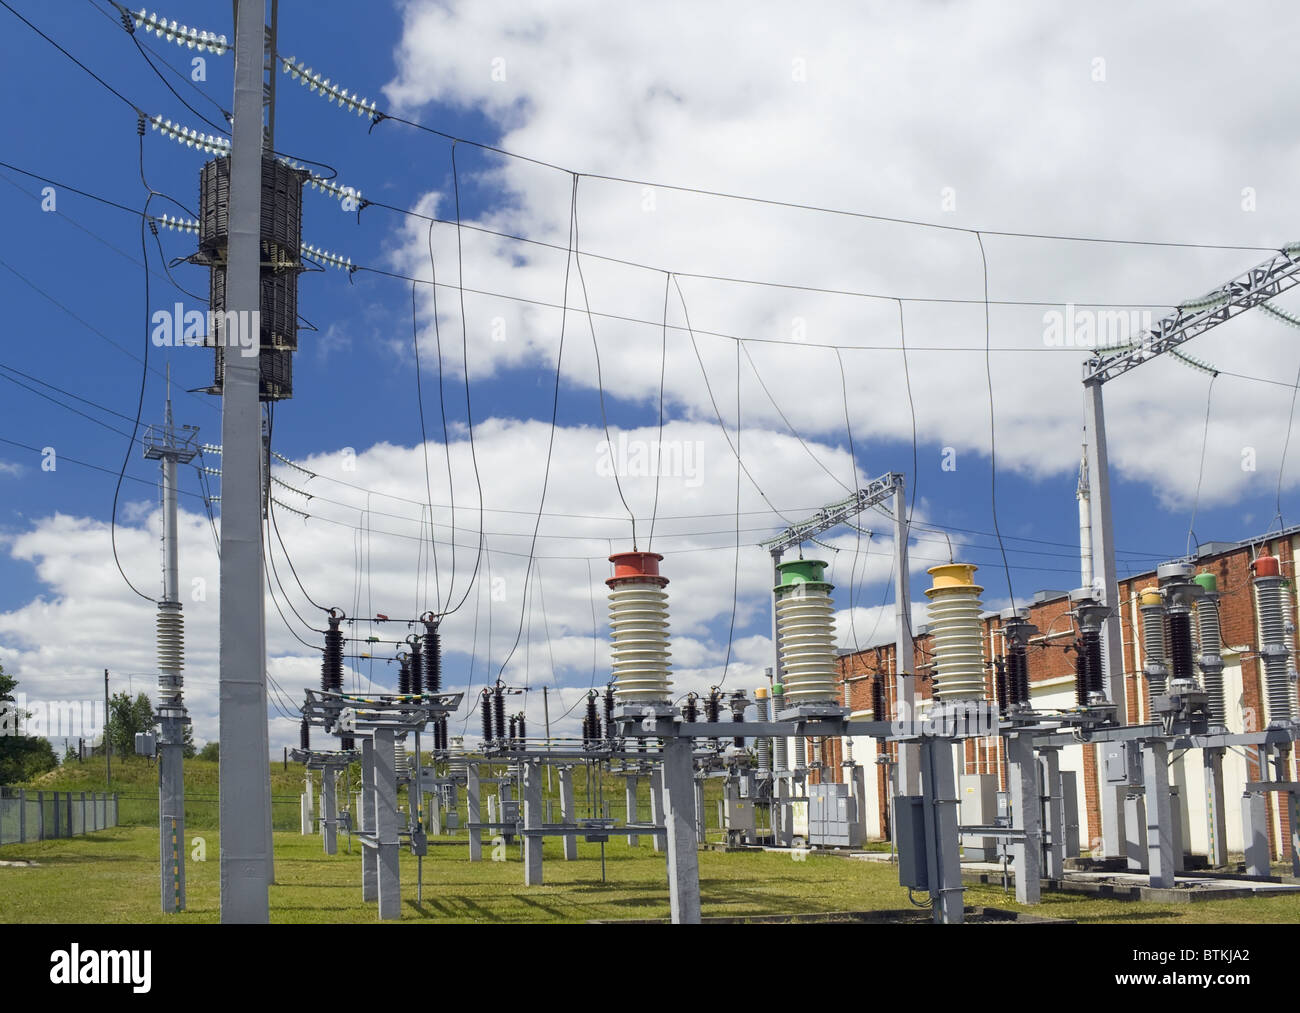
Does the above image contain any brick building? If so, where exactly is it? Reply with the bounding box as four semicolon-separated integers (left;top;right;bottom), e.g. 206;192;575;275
816;529;1300;861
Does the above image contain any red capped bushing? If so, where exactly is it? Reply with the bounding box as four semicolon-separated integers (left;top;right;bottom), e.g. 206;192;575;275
1251;555;1281;578
607;550;668;588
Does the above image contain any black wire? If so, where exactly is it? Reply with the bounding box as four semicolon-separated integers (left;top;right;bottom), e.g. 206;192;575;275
109;150;157;605
440;142;486;619
672;275;794;528
572;178;637;546
742;341;851;493
410;279;444;614
495;175;579;685
977;232;1015;609
715;339;742;690
0;0;141;113
359;103;1278;252
268;488;330;613
1273;348;1300;533
647;274;671;551
897;300;919;524
89;0;231;122
426;212;457;615
1187;374;1217;557
835;347;864;655
129;33;230;135
348;196;1185;312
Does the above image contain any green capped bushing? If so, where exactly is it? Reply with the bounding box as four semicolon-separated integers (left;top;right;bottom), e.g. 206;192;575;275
1193;572;1218;594
775;558;831;593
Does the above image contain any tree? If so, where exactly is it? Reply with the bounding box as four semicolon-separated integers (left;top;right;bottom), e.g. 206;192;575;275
182;723;197;759
63;742;78;765
0;663;59;783
106;691;159;757
198;740;219;762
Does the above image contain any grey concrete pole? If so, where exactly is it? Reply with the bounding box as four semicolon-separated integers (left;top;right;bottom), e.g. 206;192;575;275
1241;790;1269;877
219;0;271;923
650;768;665;853
523;761;543;885
662;736;702;924
1124;791;1147;871
360;738;377;902
921;737;964;924
1203;749;1227;867
1142;739;1174;889
893;482;920;796
1084;381;1127;859
625;776;639;846
694;776;707;844
373;729;400;919
322;770;338;856
1006;733;1041;905
1041;749;1065;882
467;762;482;861
558;767;577;861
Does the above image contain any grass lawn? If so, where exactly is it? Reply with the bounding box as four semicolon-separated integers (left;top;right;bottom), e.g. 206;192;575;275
2;824;1298;923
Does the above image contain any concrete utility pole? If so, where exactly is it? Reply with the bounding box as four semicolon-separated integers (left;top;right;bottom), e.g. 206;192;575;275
144;371;197;912
219;0;271;923
104;668;111;788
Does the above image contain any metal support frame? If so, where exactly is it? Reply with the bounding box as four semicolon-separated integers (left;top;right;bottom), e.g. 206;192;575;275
1006;732;1041;905
1203;748;1228;867
661;736;702;924
920;735;963;923
371;729;400;919
558;767;577;860
467;762;482;861
1080;241;1300;857
523;760;543;885
1141;738;1175;888
360;737;376;902
1040;747;1065;882
218;0;272;924
625;776;639;846
650;768;665;854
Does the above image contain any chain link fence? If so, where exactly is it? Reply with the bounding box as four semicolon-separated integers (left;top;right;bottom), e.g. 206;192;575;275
0;788;119;846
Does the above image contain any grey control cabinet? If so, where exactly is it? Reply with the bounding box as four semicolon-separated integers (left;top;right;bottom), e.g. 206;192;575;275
808;783;861;847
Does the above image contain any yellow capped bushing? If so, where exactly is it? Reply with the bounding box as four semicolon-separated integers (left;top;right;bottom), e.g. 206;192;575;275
1138;587;1162;607
925;563;986;702
754;686;769;700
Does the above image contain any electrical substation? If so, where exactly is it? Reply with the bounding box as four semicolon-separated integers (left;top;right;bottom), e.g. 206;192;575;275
3;1;1300;941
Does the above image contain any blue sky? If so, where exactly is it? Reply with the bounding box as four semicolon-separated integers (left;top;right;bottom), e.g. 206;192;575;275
2;0;1298;751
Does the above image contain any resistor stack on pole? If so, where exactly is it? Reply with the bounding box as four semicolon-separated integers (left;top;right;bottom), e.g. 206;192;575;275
481;689;494;745
606;551;673;706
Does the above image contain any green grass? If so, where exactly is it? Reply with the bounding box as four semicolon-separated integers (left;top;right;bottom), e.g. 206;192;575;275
2;824;1298;923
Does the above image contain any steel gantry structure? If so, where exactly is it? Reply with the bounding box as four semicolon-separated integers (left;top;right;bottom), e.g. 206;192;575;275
1082;240;1300;857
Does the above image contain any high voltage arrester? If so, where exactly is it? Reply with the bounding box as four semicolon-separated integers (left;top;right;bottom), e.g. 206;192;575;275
481;689;494;745
493;684;506;742
406;633;423;695
421;612;443;694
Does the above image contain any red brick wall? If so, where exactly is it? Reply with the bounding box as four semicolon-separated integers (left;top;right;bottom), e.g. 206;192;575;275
834;538;1300;858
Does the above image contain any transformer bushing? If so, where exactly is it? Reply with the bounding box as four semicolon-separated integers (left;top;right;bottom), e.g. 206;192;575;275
771;685;788;771
754;687;771;772
1070;587;1109;706
1190;574;1222;723
1252;556;1296;727
773;559;841;709
1138;587;1168;701
607;551;673;706
925;565;987;702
